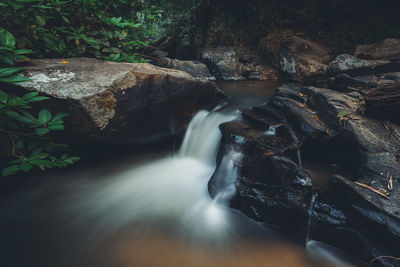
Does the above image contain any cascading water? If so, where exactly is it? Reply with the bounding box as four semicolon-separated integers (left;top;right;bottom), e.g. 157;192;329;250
297;149;303;169
264;124;280;135
178;110;238;164
0;90;359;266
211;150;243;204
306;192;318;244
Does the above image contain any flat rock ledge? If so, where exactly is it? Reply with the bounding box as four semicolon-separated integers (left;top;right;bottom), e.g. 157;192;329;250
17;57;226;144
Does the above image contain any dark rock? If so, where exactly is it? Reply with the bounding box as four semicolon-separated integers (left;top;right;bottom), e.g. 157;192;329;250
275;35;330;81
202;47;279;81
267;85;400;266
18;58;226;144
325;55;400;78
202;47;246;80
217;81;400;265
311;174;400;267
328;74;379;92
328;54;379;72
355;39;400;61
366;79;400;125
209;106;311;233
151;57;216;81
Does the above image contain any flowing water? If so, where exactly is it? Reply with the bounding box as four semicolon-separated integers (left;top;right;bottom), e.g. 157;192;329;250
0;81;360;267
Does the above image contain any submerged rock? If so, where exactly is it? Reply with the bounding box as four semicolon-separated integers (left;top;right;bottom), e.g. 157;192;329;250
18;58;226;144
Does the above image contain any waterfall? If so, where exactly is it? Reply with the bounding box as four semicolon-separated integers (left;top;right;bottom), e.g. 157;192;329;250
61;109;241;243
297;149;303;169
178;110;238;165
306;192;318;244
264;124;280;135
211;150;243;204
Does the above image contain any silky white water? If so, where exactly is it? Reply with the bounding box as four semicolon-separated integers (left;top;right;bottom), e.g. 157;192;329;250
0;105;358;266
67;109;241;244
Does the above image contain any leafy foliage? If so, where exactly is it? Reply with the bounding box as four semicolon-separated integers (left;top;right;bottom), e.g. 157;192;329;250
0;0;163;62
0;29;78;177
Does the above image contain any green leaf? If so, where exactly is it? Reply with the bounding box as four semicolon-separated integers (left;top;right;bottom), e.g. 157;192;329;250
35;128;50;136
0;67;23;77
16;115;35;124
337;111;349;118
48;124;64;131
0;55;15;65
38;109;52;123
2;165;20;176
20;164;34;173
50;113;69;123
0;90;8;103
35;15;46;26
22;91;39;101
0;75;30;84
0;29;16;48
31;159;51;168
14;49;34;55
28;96;49;102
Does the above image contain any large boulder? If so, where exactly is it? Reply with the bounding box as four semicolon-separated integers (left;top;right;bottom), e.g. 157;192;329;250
321;54;400;79
202;47;279;81
151;57;216;81
355;39;400;61
365;74;400;126
327;54;379;72
275;35;331;81
18;58;226;144
264;84;400;266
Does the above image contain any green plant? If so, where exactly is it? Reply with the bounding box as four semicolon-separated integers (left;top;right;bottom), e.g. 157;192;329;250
0;29;79;176
0;0;164;62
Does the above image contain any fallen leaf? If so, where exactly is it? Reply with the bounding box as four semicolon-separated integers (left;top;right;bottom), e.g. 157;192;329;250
61;60;69;64
388;175;393;191
264;151;275;156
355;181;389;199
299;93;307;98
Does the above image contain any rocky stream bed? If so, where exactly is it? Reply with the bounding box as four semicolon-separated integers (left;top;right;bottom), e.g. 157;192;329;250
4;34;400;267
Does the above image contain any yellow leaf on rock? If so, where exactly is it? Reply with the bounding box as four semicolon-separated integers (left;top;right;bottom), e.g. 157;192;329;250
61;60;69;64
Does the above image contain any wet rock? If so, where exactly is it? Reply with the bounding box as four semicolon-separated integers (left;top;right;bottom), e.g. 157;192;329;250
275;35;330;81
267;85;400;266
325;54;400;78
328;74;379;92
311;173;400;267
328;54;378;72
209;106;311;232
246;65;280;81
202;47;246;80
18;58;226;144
366;79;400;125
202;47;279;81
151;57;216;81
355;39;400;61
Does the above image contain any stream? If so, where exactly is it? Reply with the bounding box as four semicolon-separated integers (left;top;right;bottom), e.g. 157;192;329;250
0;81;361;267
